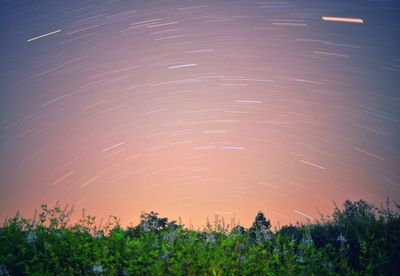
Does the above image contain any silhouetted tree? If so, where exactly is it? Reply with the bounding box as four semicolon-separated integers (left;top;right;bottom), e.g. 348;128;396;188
249;211;272;242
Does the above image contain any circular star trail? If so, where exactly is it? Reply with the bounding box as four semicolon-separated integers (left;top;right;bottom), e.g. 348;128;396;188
0;0;399;227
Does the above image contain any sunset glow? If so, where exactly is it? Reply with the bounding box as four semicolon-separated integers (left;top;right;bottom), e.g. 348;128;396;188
1;1;399;229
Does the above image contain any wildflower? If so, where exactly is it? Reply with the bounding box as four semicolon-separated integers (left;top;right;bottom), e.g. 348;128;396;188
337;232;346;243
143;225;151;233
259;225;272;241
296;255;305;264
163;231;176;242
322;260;334;270
163;231;178;247
141;219;159;233
238;241;246;251
55;230;65;238
301;233;313;246
161;253;169;260
205;233;216;244
94;230;103;240
26;231;37;244
92;263;104;273
0;264;9;276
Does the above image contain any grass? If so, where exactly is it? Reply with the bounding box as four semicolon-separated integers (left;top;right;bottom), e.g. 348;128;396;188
0;199;399;275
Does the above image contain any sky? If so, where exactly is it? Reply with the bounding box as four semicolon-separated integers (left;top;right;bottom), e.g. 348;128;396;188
0;0;399;229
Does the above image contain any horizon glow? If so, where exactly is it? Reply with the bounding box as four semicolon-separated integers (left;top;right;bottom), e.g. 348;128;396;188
0;0;399;228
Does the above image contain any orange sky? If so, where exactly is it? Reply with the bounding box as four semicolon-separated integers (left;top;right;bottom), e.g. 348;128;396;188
1;0;399;229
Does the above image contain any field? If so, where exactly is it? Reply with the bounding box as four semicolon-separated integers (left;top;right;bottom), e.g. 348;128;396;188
1;199;399;275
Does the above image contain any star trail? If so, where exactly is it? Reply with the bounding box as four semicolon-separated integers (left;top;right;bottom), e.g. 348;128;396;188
0;0;399;228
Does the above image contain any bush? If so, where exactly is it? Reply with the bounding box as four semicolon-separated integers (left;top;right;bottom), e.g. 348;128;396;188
0;199;399;274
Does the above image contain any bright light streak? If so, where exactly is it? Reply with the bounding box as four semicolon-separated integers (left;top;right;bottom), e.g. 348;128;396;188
80;176;100;188
294;210;314;221
300;160;325;170
322;16;364;24
52;171;74;186
168;63;197;69
222;146;245;150
27;29;61;42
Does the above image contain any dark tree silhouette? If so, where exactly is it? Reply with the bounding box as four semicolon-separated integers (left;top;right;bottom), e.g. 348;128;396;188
249;211;272;241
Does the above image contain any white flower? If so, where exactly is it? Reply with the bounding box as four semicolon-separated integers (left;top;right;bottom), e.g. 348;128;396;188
322;260;334;269
143;225;151;233
301;233;313;246
0;264;10;276
92;263;104;273
205;233;216;243
297;255;305;263
55;231;65;238
163;231;178;247
94;231;103;240
161;253;169;260
259;225;272;241
337;233;346;243
239;256;246;263
26;231;37;244
163;231;176;241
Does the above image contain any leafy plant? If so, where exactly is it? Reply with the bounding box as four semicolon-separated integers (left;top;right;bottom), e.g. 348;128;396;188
0;199;399;275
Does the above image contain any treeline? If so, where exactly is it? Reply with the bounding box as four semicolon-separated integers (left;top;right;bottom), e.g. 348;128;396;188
0;199;399;275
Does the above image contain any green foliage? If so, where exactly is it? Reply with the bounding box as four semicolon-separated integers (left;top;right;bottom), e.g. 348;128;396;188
0;199;399;275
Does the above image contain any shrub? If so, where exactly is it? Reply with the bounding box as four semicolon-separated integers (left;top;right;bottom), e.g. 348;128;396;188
0;199;398;274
